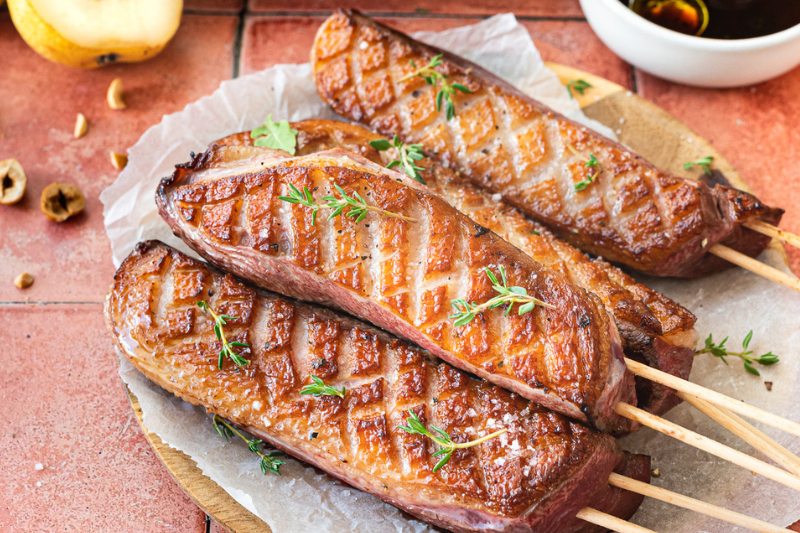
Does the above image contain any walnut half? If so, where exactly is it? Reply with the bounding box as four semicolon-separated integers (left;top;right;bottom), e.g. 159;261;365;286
0;158;27;205
40;183;85;222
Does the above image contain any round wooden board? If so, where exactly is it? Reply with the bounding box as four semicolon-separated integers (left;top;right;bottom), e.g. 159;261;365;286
124;63;786;533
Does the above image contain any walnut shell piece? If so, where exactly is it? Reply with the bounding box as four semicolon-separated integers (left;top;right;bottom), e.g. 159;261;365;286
40;183;86;222
0;158;27;205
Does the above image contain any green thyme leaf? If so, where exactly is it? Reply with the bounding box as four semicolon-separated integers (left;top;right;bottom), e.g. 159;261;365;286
212;415;286;475
300;375;346;398
399;54;471;121
369;135;427;184
398;409;506;472
566;79;593;99
683;156;713;176
368;139;393;151
566;144;602;191
695;330;778;376
278;181;417;226
198;301;250;370
449;266;554;327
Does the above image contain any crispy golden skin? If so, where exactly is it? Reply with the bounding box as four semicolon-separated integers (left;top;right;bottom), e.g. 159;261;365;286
157;146;637;433
215;120;697;416
105;241;649;533
310;11;783;278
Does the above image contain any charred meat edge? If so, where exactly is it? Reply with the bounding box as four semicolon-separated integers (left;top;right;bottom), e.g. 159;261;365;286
106;241;650;533
156;147;636;433
310;10;783;279
214;121;696;419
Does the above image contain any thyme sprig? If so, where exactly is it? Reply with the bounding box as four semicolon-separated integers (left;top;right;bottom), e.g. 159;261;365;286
450;266;554;327
212;415;286;475
399;54;472;120
369;135;427;185
278;183;417;225
197;301;250;369
683;156;713;176
695;331;779;376
566;78;594;99
567;144;602;191
399;409;507;472
300;375;346;398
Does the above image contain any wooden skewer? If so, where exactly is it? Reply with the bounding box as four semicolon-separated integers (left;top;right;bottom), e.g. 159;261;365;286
576;507;656;533
625;358;800;438
679;393;800;477
709;244;800;293
615;402;800;492
609;473;793;533
744;220;800;249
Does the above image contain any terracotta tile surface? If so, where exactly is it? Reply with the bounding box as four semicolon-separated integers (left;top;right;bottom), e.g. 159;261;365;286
240;16;630;88
185;0;244;12
0;13;238;304
3;7;800;533
637;68;800;274
521;20;632;90
239;15;507;74
247;0;583;17
0;304;205;532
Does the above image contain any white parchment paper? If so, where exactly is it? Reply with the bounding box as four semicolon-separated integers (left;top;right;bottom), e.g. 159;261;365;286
101;14;800;531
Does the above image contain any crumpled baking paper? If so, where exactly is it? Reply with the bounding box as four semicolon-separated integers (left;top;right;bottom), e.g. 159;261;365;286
101;14;800;532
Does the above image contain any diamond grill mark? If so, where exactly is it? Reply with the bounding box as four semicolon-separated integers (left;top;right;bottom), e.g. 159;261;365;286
318;18;687;262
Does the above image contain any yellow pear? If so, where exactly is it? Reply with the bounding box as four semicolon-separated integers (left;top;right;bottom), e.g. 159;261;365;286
8;0;183;69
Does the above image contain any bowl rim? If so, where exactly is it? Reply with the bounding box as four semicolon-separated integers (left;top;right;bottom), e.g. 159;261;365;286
589;0;800;51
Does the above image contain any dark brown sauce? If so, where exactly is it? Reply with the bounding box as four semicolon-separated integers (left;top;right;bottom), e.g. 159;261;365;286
623;0;800;39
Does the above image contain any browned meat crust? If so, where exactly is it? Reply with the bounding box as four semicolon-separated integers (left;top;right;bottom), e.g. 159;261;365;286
105;241;649;533
215;119;697;417
309;11;784;278
156;145;638;433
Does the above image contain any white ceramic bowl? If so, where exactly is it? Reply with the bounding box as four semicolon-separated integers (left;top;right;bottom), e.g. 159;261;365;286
580;0;800;87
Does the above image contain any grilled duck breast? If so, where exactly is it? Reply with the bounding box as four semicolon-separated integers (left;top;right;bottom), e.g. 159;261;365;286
105;241;650;533
215;120;698;417
156;146;637;433
310;11;784;278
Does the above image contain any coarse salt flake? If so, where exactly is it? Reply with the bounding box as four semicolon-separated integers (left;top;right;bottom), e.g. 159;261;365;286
494;457;506;466
34;463;43;471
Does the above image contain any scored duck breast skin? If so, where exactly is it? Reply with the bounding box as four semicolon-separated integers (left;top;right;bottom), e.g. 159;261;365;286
310;11;784;278
105;241;649;533
157;146;637;433
215;120;697;417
